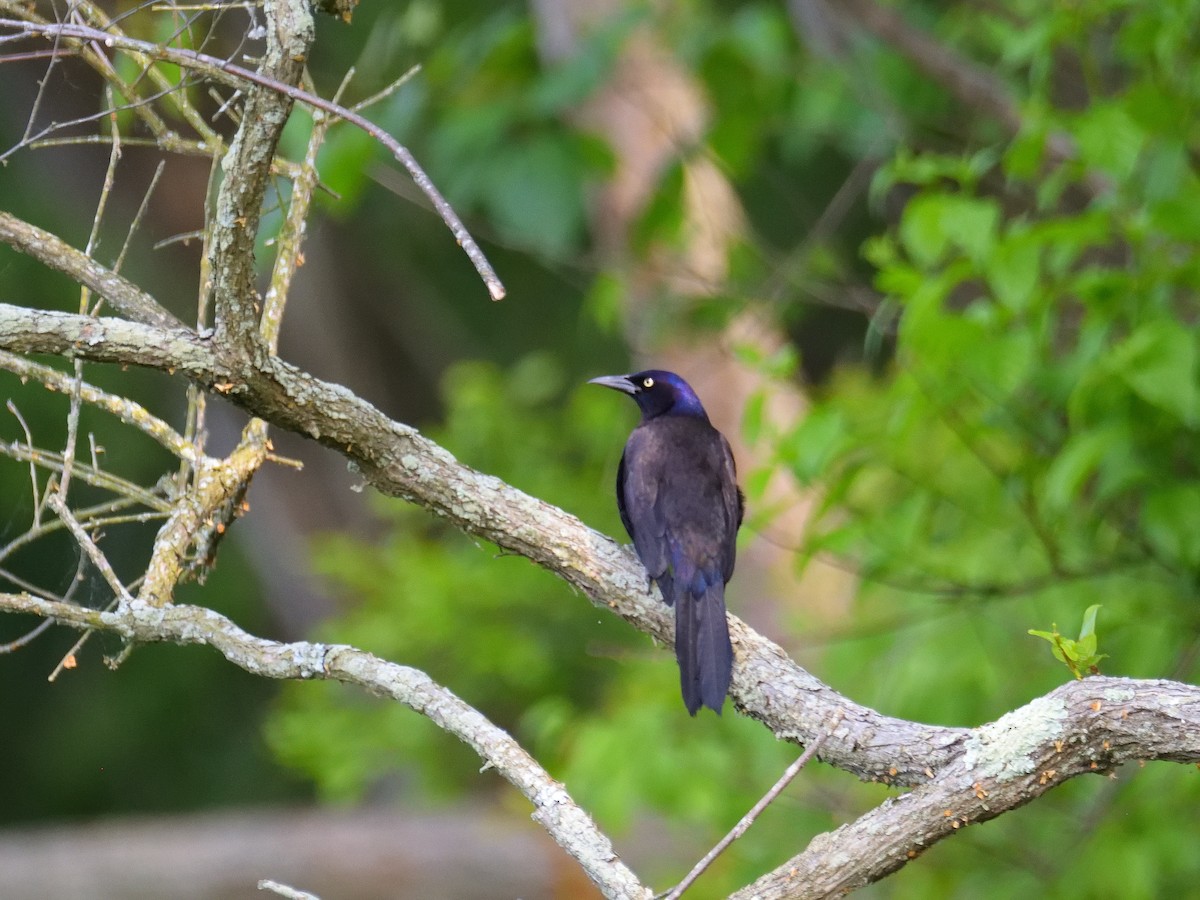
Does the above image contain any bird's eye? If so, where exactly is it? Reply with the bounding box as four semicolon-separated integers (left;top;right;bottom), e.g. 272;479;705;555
642;377;655;389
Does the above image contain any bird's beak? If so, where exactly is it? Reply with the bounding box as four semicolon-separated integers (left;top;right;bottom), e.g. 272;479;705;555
588;374;637;394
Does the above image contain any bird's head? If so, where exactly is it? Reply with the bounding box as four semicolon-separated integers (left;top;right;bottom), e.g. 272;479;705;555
588;370;709;421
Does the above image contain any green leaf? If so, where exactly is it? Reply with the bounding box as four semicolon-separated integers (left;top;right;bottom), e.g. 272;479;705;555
1110;320;1200;425
1142;484;1200;569
742;390;767;444
780;406;847;484
1042;427;1129;513
899;194;951;267
899;194;999;267
943;195;1001;263
986;230;1041;312
1079;604;1102;641
480;136;587;257
1073;103;1146;181
1028;605;1106;679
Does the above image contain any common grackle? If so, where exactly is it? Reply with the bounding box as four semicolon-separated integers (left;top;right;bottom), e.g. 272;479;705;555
589;370;743;715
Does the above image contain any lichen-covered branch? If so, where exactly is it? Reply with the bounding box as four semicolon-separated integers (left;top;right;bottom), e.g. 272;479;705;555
0;304;229;379
0;349;195;460
0;212;182;329
208;0;312;351
734;679;1200;897
0;591;650;900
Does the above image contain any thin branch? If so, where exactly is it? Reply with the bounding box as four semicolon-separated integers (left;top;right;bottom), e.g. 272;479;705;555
69;0;223;150
0;212;184;329
0;439;176;511
0;617;52;653
350;63;421;114
58;359;84;500
0;550;88;656
207;0;311;352
0;591;651;900
0;350;197;461
5;399;41;526
109;159;166;287
0;1;186;159
62;86;120;502
0;16;507;301
0;495;163;569
259;69;336;352
663;717;840;899
45;492;133;606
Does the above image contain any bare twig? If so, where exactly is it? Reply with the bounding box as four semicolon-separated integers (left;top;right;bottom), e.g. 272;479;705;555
257;880;320;900
0;350;197;461
0;440;176;511
58;360;84;500
58;87;123;502
0;212;183;329
69;0;223;149
0;617;53;653
45;492;132;607
0;552;88;655
0;17;507;301
5;400;41;526
350;63;421;113
663;716;841;899
0;495;163;570
109;159;166;287
259;68;338;352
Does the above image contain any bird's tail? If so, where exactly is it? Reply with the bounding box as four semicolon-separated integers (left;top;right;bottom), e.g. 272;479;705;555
672;563;733;716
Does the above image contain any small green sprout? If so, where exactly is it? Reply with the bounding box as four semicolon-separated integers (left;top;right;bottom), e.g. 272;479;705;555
1028;604;1107;679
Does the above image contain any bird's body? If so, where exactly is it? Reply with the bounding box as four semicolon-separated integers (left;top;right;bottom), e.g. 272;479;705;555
590;371;743;715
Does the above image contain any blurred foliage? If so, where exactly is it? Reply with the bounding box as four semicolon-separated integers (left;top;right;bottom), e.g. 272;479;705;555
751;1;1200;895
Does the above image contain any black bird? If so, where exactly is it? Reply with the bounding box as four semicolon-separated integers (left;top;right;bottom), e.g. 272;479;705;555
589;370;743;715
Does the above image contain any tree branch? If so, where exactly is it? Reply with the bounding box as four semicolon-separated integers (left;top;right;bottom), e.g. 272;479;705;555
734;678;1200;897
209;0;312;350
0;212;183;329
0;591;650;900
0;15;506;301
0;304;228;379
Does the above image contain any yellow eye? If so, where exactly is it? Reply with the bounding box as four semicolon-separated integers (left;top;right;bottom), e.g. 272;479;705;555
642;377;655;388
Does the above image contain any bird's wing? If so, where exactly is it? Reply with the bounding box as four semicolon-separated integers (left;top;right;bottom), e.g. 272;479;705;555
718;432;742;581
619;429;672;586
615;450;635;540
